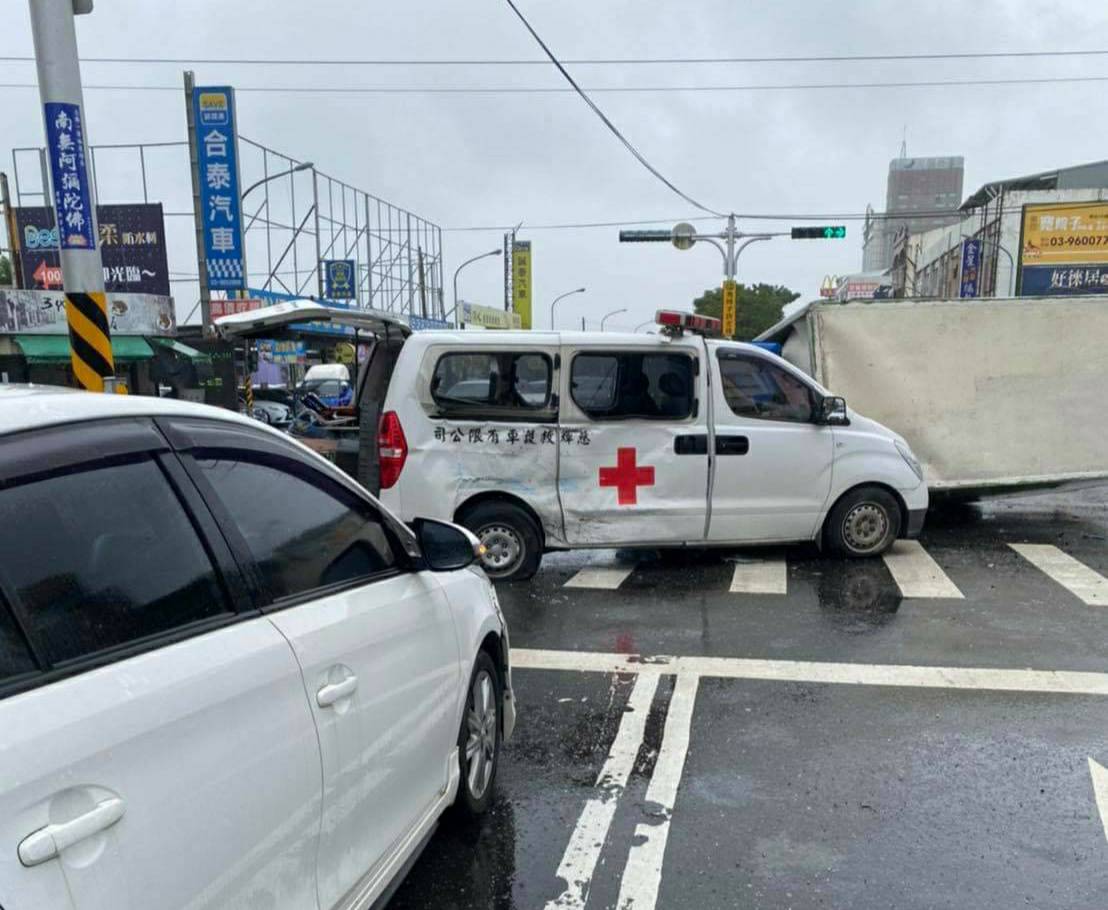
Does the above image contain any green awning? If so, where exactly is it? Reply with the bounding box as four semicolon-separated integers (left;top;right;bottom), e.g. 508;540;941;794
148;336;211;363
15;334;155;364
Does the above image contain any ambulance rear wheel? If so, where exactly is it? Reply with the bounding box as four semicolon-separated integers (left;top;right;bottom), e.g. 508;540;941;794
460;501;542;581
824;485;901;558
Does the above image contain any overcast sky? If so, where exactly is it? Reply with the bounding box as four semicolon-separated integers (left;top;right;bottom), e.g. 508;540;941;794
4;0;1108;331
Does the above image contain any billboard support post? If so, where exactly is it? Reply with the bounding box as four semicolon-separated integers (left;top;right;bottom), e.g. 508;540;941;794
28;0;114;391
183;70;211;333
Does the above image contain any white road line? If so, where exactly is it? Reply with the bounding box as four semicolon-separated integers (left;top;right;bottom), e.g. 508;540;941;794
564;566;635;589
728;558;787;595
1010;543;1108;606
1090;758;1108;844
510;648;1108;696
544;673;659;910
882;540;963;599
615;674;699;910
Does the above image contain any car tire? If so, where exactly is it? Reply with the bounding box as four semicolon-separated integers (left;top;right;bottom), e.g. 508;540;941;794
459;501;542;581
454;650;501;818
824;486;902;558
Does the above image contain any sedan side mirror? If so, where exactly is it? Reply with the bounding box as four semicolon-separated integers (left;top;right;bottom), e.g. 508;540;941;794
412;518;485;572
819;396;850;426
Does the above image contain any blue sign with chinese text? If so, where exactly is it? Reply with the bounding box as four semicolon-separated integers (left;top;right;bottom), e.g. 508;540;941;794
192;86;246;290
323;259;357;300
1020;265;1108;296
44;102;96;251
959;239;981;298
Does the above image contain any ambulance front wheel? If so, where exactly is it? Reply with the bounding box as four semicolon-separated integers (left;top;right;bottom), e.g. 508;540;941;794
460;501;543;581
824;485;902;558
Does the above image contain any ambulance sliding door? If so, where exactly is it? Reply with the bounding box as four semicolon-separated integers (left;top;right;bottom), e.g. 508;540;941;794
556;343;709;546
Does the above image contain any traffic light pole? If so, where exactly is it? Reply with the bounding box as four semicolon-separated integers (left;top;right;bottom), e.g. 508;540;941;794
28;0;117;392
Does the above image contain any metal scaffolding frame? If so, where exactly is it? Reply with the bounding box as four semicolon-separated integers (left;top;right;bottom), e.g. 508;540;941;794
10;135;444;320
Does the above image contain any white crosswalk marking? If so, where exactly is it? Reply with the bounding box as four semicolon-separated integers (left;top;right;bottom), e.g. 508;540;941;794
563;566;635;589
882;540;963;599
544;674;659;910
728;557;787;595
615;673;699;910
1009;544;1108;606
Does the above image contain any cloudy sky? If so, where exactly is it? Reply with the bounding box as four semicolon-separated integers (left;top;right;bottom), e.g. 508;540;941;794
4;0;1108;330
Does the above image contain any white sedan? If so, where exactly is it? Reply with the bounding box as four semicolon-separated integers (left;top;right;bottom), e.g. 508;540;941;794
0;385;514;910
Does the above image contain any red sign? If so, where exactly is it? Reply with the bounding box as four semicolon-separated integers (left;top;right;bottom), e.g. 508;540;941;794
32;260;63;289
210;298;263;319
598;447;655;505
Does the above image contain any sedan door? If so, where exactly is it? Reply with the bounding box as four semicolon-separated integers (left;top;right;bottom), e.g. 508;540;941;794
0;421;322;910
174;424;463;910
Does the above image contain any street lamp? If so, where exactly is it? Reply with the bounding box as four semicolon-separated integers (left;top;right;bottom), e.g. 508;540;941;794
241;160;313;203
451;249;501;327
601;307;627;332
635;319;654;332
550;286;585;329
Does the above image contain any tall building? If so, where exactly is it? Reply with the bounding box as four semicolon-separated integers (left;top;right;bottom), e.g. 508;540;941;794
862;156;965;272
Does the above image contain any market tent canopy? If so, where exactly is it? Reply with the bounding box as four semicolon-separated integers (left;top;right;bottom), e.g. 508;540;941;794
15;335;155;363
148;336;211;363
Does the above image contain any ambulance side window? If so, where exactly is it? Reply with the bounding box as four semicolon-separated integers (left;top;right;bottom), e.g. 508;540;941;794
430;351;554;419
571;352;695;420
717;353;817;423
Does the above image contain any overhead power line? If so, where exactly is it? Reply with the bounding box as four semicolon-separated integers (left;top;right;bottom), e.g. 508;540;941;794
444;207;1023;231
4;75;1108;94
500;0;725;217
1;48;1107;65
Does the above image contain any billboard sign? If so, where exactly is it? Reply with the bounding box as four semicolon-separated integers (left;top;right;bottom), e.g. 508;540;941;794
721;279;737;336
512;240;532;329
257;339;306;364
323;259;356;300
0;289;175;335
43;102;96;251
460;301;522;330
1019;201;1108;296
192;86;246;290
959;238;982;298
15;204;171;295
209;298;264;320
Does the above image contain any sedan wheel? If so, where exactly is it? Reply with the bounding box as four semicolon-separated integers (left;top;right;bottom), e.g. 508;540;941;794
464;669;497;801
455;651;501;816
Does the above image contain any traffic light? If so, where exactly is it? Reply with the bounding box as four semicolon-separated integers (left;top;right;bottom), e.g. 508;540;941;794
619;230;672;242
791;226;847;240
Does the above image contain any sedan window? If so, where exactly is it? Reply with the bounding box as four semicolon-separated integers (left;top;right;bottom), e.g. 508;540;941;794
0;457;230;665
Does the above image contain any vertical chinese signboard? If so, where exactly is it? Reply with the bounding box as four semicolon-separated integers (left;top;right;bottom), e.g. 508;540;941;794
512;240;532;329
192;86;246;291
721;279;738;336
44;103;97;251
1018;201;1108;296
959;238;981;299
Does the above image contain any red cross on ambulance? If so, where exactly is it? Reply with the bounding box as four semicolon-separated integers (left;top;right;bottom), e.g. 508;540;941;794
598;447;655;505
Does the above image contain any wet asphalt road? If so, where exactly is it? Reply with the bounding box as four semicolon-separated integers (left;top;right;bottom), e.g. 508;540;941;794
390;489;1108;909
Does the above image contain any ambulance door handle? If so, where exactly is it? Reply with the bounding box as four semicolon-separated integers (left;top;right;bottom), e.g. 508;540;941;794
715;435;749;455
675;434;707;455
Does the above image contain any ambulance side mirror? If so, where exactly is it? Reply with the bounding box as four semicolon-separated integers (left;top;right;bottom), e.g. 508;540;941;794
819;396;850;426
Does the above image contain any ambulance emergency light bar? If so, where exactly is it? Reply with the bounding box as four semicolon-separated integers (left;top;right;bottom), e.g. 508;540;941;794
655;310;721;335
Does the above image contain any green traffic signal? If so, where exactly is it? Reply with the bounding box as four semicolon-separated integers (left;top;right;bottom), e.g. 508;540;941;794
792;226;846;240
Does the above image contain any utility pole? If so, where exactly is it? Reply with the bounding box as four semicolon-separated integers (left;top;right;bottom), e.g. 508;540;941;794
28;0;116;392
183;70;211;333
620;217;845;336
1;173;24;288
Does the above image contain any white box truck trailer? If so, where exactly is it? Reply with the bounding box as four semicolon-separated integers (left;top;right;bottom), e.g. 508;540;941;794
757;296;1108;497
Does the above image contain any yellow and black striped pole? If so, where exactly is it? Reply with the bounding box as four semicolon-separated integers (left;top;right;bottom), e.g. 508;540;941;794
29;0;114;393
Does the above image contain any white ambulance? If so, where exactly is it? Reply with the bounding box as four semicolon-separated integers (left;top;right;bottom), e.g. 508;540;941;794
376;310;928;580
